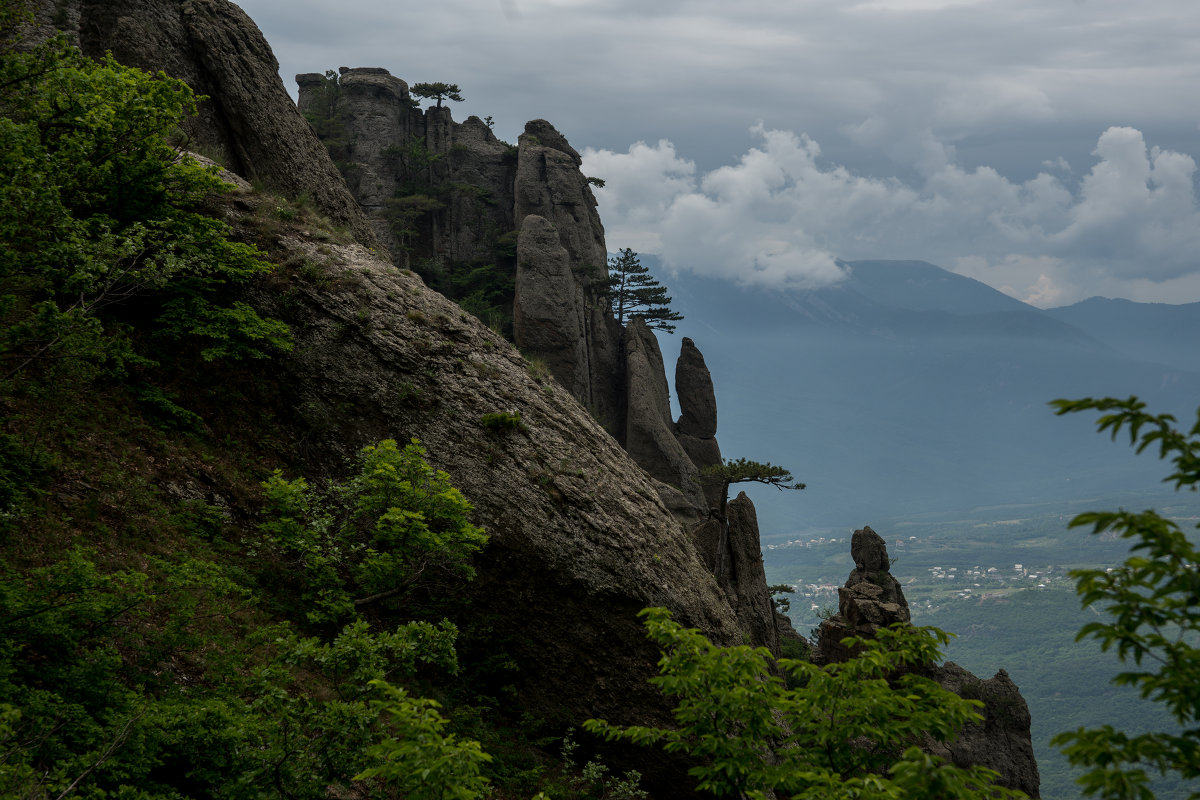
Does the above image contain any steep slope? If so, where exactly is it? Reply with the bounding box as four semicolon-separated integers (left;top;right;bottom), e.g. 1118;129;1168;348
242;221;744;737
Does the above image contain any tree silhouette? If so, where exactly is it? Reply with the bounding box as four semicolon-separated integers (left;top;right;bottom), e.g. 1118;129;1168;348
411;82;463;108
606;248;683;333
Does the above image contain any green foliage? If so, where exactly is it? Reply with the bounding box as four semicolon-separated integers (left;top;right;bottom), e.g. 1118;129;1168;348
1049;396;1200;799
768;582;793;614
355;678;492;800
586;608;1025;800
259;437;488;627
605;248;683;333
0;434;493;798
412;82;465;108
554;728;650;800
701;457;806;495
0;33;290;386
481;411;526;433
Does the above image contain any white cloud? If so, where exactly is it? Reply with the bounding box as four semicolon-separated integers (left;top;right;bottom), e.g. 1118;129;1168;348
583;125;1200;303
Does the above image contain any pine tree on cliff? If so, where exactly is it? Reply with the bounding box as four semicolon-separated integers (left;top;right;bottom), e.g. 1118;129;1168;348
410;82;463;108
606;248;684;333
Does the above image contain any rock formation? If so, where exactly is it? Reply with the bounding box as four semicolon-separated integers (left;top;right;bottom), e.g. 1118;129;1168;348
814;527;1040;797
241;222;740;797
623;320;707;512
29;0;378;250
674;336;725;509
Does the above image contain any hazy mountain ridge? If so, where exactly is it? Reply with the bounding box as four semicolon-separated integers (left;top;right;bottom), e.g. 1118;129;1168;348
653;257;1200;532
1045;295;1200;374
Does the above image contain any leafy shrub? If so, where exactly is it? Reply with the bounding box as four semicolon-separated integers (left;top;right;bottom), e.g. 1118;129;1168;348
259;438;488;627
586;608;1026;800
0;28;290;388
480;411;525;432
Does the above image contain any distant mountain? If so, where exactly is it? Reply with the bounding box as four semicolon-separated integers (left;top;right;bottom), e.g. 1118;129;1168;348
1046;296;1200;374
651;258;1200;535
840;260;1033;314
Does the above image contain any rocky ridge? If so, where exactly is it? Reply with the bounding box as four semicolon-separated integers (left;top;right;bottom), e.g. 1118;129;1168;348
297;65;786;653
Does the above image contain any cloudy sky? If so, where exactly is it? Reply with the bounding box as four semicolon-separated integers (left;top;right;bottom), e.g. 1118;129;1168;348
236;0;1200;306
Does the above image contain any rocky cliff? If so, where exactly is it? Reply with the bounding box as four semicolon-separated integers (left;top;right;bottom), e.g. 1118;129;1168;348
297;65;786;654
29;0;379;249
815;527;1041;797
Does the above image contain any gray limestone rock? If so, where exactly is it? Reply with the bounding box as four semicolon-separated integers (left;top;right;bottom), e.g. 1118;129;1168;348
31;0;378;250
926;664;1041;798
675;337;718;438
624;321;706;513
851;524;891;572
724;492;781;652
240;227;743;794
297;67;518;268
514;120;607;276
513;215;588;398
816;526;910;662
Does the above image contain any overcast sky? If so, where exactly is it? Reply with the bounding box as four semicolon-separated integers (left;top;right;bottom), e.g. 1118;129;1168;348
236;0;1200;307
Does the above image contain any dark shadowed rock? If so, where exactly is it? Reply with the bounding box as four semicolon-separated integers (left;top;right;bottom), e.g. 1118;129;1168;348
723;493;781;651
817;526;910;662
926;664;1041;798
851;524;891;572
32;0;378;249
624;321;706;512
675;337;718;438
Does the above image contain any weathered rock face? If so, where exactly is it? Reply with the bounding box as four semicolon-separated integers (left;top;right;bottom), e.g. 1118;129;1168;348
624;320;706;512
723;493;781;652
297;74;630;436
514;119;608;275
926;664;1041;798
675;337;718;439
673;337;724;510
30;0;378;249
814;528;1040;797
239;223;740;796
513;215;589;397
816;525;910;662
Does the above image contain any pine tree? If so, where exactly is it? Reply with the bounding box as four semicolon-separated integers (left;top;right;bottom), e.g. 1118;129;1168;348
606;248;684;333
